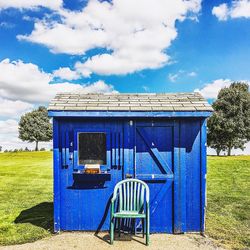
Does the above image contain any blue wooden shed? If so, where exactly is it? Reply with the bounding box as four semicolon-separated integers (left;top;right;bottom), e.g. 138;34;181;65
48;92;213;234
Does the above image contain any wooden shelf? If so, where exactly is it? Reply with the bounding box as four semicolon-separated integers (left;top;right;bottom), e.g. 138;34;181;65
73;172;111;182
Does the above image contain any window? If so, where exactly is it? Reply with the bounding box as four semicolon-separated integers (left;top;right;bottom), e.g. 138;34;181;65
78;132;106;165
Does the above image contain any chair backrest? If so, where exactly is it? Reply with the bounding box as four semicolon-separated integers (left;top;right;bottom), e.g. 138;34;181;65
112;179;149;212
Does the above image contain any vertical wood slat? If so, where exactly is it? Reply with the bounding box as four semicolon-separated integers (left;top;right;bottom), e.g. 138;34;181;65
65;132;70;167
112;133;115;167
112;131;123;167
116;132;119;167
173;120;187;233
200;119;207;233
120;132;123;167
53;118;60;232
61;132;66;167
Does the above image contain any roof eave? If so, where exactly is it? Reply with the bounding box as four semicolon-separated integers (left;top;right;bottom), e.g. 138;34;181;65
48;110;213;118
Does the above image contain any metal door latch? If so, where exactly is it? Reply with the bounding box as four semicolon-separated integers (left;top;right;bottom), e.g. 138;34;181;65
125;174;133;178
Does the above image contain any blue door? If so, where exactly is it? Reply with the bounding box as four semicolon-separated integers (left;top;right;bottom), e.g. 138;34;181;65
135;121;175;233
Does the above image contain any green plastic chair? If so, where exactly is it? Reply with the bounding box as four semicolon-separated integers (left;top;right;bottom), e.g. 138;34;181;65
110;178;150;245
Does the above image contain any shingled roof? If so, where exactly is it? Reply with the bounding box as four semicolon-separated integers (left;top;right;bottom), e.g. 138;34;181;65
48;92;213;112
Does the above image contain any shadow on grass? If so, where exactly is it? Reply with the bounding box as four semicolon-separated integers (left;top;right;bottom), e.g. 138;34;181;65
14;202;53;232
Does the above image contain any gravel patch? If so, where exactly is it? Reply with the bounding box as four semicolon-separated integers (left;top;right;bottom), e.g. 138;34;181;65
0;232;223;250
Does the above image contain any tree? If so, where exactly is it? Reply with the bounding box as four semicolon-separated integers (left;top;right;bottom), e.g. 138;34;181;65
208;82;250;156
18;106;52;151
207;112;227;156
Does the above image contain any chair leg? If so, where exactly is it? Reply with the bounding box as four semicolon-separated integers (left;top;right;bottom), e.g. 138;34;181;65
110;217;114;245
146;217;149;246
118;218;121;237
142;218;145;238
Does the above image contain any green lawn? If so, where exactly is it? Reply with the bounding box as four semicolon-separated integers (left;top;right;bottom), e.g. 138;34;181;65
206;155;250;249
0;152;249;249
0;152;53;245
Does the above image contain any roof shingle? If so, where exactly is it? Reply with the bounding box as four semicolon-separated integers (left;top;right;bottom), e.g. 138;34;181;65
48;93;213;112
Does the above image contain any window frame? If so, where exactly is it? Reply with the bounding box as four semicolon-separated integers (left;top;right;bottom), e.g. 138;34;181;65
73;128;111;171
77;132;107;166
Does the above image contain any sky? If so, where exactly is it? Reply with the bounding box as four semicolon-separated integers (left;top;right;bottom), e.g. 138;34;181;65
0;0;249;154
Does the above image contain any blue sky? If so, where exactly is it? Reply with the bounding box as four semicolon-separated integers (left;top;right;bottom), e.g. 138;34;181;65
0;0;249;152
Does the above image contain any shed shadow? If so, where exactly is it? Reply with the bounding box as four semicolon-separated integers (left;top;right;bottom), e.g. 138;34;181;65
14;202;53;232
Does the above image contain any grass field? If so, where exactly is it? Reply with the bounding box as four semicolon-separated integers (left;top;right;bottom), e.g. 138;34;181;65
0;152;53;245
206;156;250;249
0;152;249;249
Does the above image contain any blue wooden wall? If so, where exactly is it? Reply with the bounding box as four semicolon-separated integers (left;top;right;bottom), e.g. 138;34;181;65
52;117;207;234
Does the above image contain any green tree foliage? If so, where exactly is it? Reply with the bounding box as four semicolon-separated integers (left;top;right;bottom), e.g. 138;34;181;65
207;113;227;156
208;82;250;156
18;106;52;151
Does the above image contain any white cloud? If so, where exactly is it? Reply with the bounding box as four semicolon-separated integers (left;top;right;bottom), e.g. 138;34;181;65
75;80;117;94
142;85;150;92
0;98;33;118
168;70;196;82
212;0;250;21
0;119;18;135
0;22;15;29
0;58;117;103
212;3;229;21
0;119;52;151
0;0;62;11
188;71;197;77
18;0;201;75
168;73;179;82
53;67;80;81
194;79;232;98
0;58;52;102
0;58;118;150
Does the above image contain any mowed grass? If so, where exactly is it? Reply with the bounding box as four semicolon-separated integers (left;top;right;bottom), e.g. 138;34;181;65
0;152;249;249
0;152;53;245
206;156;250;249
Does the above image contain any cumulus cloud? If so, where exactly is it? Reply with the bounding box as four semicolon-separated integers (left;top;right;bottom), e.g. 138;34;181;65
0;58;117;150
212;0;250;21
75;80;118;94
188;71;197;77
17;0;201;75
0;0;62;11
194;79;232;98
0;58;117;103
0;119;52;150
168;70;197;82
0;98;33;118
53;67;81;81
168;73;179;82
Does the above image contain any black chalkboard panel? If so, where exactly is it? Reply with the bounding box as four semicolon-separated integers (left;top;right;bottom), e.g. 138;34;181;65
78;132;106;165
